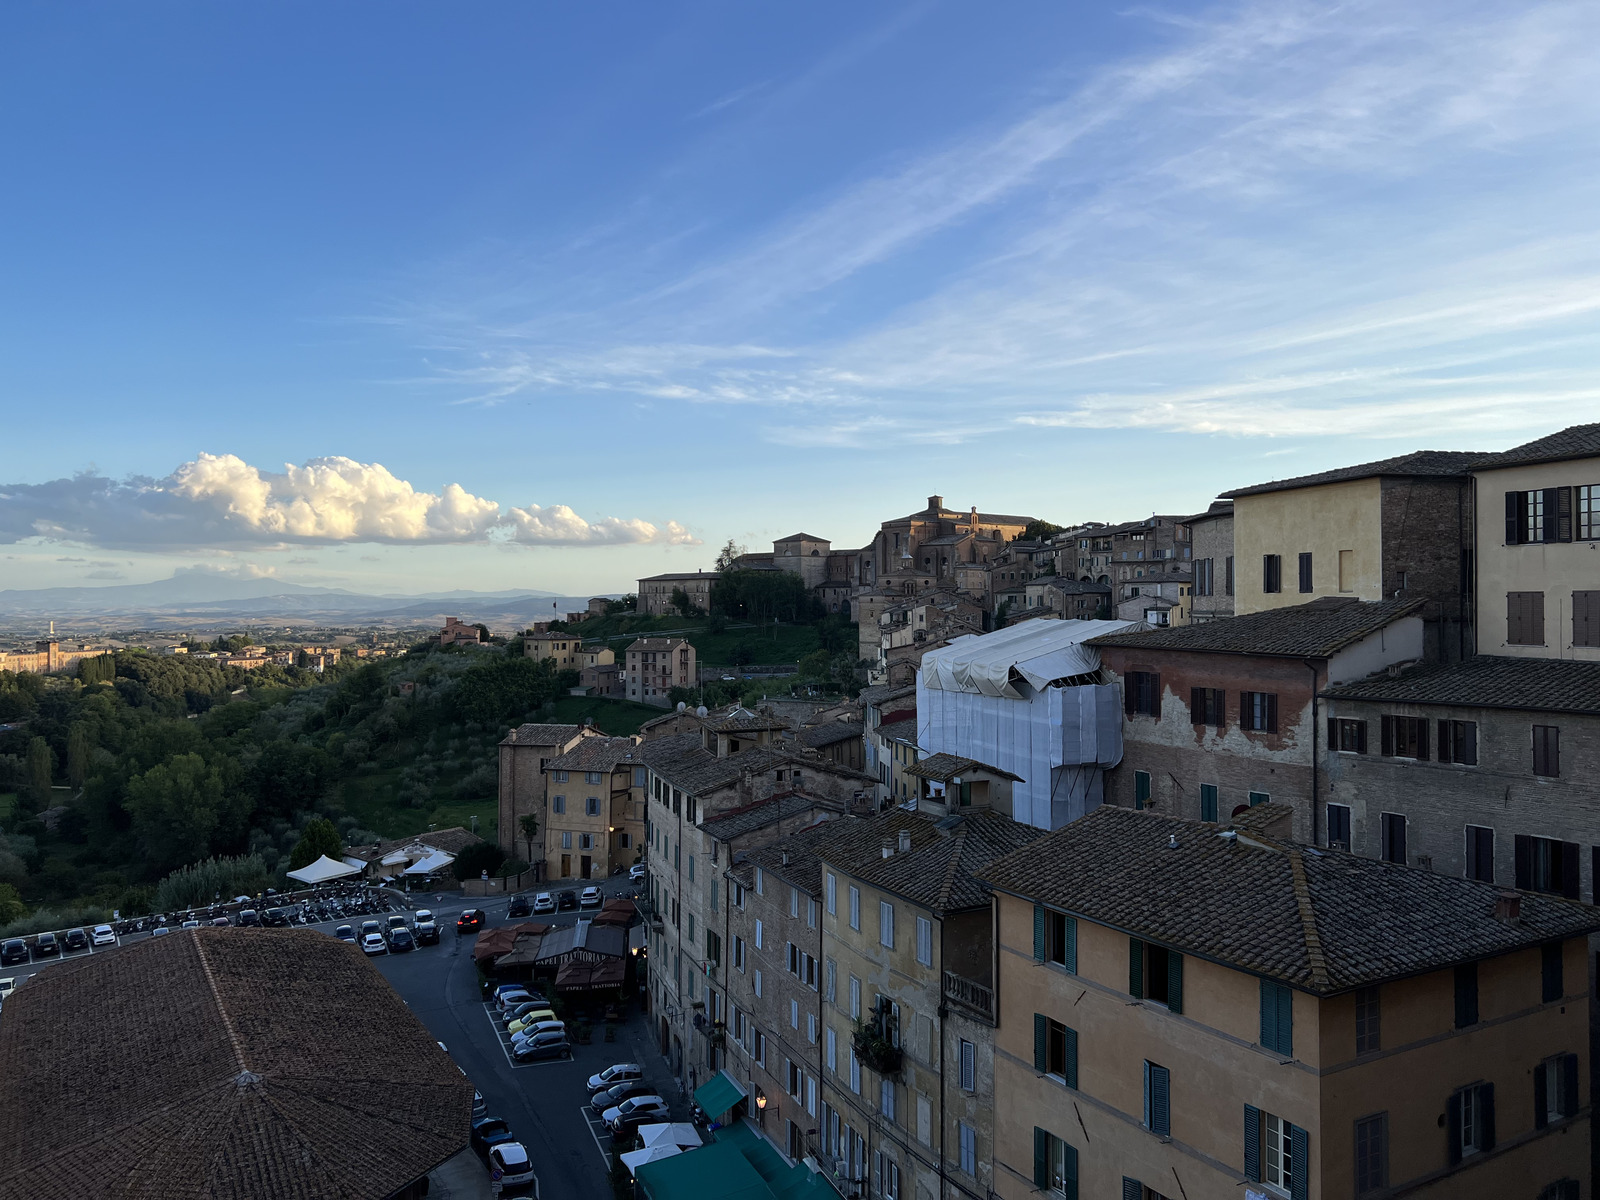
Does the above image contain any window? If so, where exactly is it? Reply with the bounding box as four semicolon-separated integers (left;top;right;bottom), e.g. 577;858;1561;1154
1129;938;1183;1012
787;941;799;975
1297;552;1313;593
583;796;599;816
1536;1053;1579;1128
1354;986;1380;1054
1354;1113;1388;1195
877;1154;900;1200
1454;962;1479;1028
754;919;763;950
1240;692;1278;733
1200;783;1219;823
1448;1082;1495;1162
1380;813;1407;865
731;881;745;908
552;794;566;814
825;872;836;914
1142;1061;1170;1136
1543;942;1564;1003
755;867;764;895
1189;687;1225;727
1133;771;1150;809
958;1122;976;1176
754;969;762;998
849;1048;861;1093
825;957;836;1002
1575;590;1600;647
1328;718;1367;753
707;931;722;966
1263;554;1282;593
1466;825;1494;882
1583;485;1600;539
1533;725;1560;776
619;833;632;849
560;831;572;849
790;998;800;1030
789;887;800;919
1035;907;1078;971
1125;670;1161;718
1259;980;1293;1056
808;1012;818;1043
710;879;718;913
879;1078;896;1121
1506;487;1572;544
825;1026;837;1072
755;1030;767;1068
1380;715;1429;759
553;770;569;783
849;975;861;1020
1226;555;1234;596
1032;1129;1078;1199
1034;1015;1078;1087
849;886;860;931
1326;803;1351;851
916;917;932;966
1539;1182;1580;1200
959;1039;975;1092
1195;557;1214;596
1517;834;1579;897
733;937;746;972
579;833;594;850
879;901;895;948
1246;1107;1306;1195
1437;720;1477;765
1508;590;1546;645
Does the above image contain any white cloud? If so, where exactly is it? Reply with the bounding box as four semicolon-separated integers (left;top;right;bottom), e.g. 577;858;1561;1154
0;454;698;551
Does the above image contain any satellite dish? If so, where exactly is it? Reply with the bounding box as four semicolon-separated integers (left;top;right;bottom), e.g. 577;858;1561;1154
695;706;708;718
677;701;686;712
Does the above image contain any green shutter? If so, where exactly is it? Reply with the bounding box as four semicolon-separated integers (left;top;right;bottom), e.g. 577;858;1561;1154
1033;1127;1048;1189
1166;951;1184;1014
1289;1123;1309;1200
1034;1013;1048;1072
1033;904;1046;961
1063;1026;1078;1090
1278;984;1293;1057
1129;937;1144;998
1149;1064;1170;1137
1244;1105;1261;1181
1121;1180;1141;1200
1259;979;1277;1052
1134;771;1150;808
1200;783;1218;822
1063;1142;1078;1200
1063;916;1078;974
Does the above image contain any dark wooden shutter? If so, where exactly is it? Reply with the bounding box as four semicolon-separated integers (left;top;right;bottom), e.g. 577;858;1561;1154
1546;487;1572;542
1149;1064;1170;1136
1562;1055;1579;1119
1534;1061;1549;1128
1123;677;1136;715
1543;943;1563;1002
1260;979;1277;1050
1063;1143;1078;1200
1033;1013;1048;1072
1479;1083;1495;1151
1191;688;1205;724
1166;952;1183;1014
1298;552;1313;592
1459;721;1476;765
1530;591;1546;645
1278;985;1293;1056
1063;1026;1078;1090
1063;916;1078;974
1417;718;1429;761
1454;963;1478;1028
1121;1179;1142;1200
1381;715;1395;756
1446;1092;1462;1166
1032;1127;1048;1189
1265;693;1278;734
1244;1105;1262;1181
1149;673;1161;716
1515;835;1532;889
1505;491;1520;544
1033;904;1046;961
1575;592;1600;648
1561;841;1580;898
1289;1124;1309;1200
1128;937;1144;998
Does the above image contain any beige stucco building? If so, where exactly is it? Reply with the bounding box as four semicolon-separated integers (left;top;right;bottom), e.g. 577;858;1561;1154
496;722;601;869
541;736;647;880
626;637;697;707
524;632;612;671
980;805;1595;1200
637;571;718;616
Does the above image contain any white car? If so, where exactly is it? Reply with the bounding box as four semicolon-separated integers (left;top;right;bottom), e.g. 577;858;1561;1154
579;887;602;908
587;1062;643;1092
0;978;15;1001
91;925;116;947
487;1141;539;1194
628;863;646;882
510;1020;565;1047
361;932;388;956
531;892;556;914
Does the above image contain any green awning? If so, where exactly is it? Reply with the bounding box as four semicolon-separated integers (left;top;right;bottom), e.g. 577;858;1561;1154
694;1070;747;1119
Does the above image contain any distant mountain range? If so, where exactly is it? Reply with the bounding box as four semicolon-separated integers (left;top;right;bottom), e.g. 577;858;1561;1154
0;575;613;632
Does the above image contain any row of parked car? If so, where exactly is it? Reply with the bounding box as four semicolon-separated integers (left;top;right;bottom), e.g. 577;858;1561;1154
489;982;572;1062
335;911;439;955
468;1091;540;1197
1;924;117;966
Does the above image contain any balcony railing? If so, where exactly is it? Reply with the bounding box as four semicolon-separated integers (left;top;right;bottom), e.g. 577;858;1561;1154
942;970;994;1022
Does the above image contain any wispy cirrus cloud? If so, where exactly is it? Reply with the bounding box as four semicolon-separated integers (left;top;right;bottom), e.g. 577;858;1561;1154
0;454;698;551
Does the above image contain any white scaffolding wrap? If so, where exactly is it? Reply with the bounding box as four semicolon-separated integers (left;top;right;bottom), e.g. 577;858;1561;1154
917;619;1142;830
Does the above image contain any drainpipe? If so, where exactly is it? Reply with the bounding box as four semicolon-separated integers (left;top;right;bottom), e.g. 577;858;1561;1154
1305;661;1320;847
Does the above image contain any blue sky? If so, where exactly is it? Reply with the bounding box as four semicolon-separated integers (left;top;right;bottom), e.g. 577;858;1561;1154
3;1;1598;597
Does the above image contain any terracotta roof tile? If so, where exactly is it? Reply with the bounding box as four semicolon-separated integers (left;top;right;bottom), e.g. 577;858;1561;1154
1087;597;1423;658
1323;655;1600;715
1469;423;1600;469
1221;449;1485;499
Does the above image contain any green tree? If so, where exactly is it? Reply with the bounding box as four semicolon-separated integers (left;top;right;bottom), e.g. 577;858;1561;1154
1021;519;1065;541
728;641;757;669
125;753;246;872
669;587;698;617
0;882;25;924
26;737;52;809
288;816;343;870
452;841;506;880
518;812;540;863
66;722;92;789
713;539;747;571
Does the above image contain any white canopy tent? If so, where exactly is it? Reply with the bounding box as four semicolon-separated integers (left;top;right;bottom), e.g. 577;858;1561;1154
638;1123;703;1150
285;855;362;885
621;1144;682;1175
403;850;455;876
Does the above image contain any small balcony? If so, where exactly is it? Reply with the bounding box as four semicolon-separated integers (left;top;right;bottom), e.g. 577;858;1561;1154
942;970;994;1023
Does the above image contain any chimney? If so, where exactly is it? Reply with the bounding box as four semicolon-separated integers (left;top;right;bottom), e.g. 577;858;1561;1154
1493;890;1521;922
928;495;944;512
781;850;790;866
897;829;911;853
881;837;895;859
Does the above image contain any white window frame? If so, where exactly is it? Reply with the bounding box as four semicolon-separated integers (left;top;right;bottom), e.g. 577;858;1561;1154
915;916;932;966
849;886;860;931
879;901;895;949
825;872;837;914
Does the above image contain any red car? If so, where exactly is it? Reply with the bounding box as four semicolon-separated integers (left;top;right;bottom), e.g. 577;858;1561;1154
457;909;487;935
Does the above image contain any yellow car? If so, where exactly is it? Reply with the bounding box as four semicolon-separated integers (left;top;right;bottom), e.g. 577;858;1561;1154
507;1008;557;1035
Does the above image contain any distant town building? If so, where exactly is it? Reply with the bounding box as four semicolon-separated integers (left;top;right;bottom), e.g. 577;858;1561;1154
625;637;697;707
438;617;483;647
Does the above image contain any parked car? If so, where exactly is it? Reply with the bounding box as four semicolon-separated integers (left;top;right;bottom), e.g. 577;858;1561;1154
472;1090;487;1119
579;887;602;909
209;916;230;927
261;908;292;927
414;910;439;944
63;928;90;953
504;999;551;1024
491;982;529;1002
361;932;388;956
0;978;15;1001
507;1011;558;1036
511;1021;565;1047
587;1062;644;1092
629;863;646;882
360;920;382;939
458;909;487;935
555;891;577;912
512;1032;571;1063
152;926;172;937
387;914;410;933
487;1141;539;1195
181;919;201;930
335;925;356;943
388;927;416;953
495;989;535;1013
606;1095;671;1139
236;909;261;927
0;940;27;967
531;892;556;915
592;1079;657;1114
507;894;531;918
470;1116;516;1160
32;932;59;959
91;925;116;947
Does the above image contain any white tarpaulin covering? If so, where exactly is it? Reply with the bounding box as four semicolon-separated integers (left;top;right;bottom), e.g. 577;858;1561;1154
285;855;362;884
403;850;455;875
638;1123;704;1150
918;620;1142;832
621;1144;683;1174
